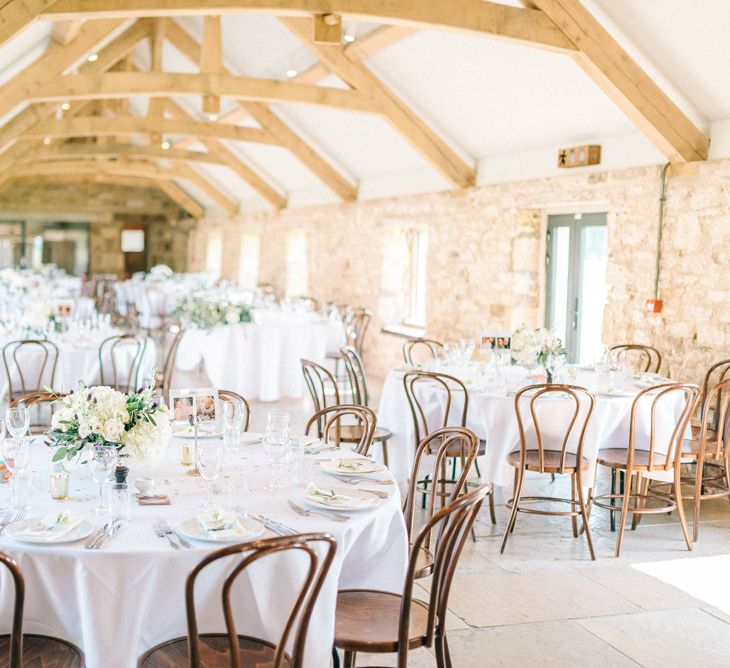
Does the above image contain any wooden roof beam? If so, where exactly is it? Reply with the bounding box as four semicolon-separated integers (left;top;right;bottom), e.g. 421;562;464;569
200;16;223;116
17;142;229;165
280;16;475;188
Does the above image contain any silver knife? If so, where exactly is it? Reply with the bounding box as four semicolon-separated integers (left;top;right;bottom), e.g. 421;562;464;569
84;523;109;549
93;520;121;550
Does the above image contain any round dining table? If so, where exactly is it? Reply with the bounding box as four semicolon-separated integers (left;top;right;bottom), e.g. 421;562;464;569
176;314;345;401
0;436;408;668
377;363;688;486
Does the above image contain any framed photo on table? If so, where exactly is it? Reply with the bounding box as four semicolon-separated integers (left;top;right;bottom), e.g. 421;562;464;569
480;330;511;351
169;388;220;434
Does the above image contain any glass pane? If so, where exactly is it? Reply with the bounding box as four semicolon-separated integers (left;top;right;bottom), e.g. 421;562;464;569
238;234;260;289
547;225;570;346
578;225;608;364
205;232;223;279
285;230;308;297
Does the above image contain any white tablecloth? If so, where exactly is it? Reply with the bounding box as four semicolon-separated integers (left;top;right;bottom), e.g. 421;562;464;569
0;333;157;399
0;438;407;668
377;366;687;486
176;318;344;401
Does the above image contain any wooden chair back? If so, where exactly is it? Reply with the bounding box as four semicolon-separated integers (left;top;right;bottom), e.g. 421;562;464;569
700;359;730;431
218;389;251;432
340;345;369;406
185;533;336;668
513;384;596;474
626;383;700;471
403;370;468;448
159;325;184;398
0;551;25;668
98;334;149;393
693;378;730;461
344;308;371;356
398;484;491;667
304;404;376;455
2;339;59;402
301;358;340;424
403;427;479;543
402;338;444;366
610;344;662;373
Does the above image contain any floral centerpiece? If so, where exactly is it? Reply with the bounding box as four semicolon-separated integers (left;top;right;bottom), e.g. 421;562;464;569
47;378;171;467
149;264;174;278
510;326;565;380
20;301;59;334
173;293;252;330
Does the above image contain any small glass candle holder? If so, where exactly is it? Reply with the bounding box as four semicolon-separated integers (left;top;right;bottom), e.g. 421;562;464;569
180;441;193;467
50;466;69;501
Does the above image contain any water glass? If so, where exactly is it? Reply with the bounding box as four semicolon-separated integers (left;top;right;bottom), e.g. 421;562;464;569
9;472;34;510
3;436;30;475
5;407;29;439
196;440;225;509
89;445;118;515
108;483;131;521
222;400;244;453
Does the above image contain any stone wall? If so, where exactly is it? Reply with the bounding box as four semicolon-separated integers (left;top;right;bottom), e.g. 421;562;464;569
191;159;730;384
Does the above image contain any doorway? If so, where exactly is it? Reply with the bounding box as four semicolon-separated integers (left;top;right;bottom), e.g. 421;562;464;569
545;212;608;364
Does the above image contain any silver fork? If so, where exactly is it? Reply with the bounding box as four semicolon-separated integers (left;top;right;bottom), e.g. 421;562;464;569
287;500;348;522
348;487;388;499
153;520;179;550
0;511;14;535
160;519;192;549
2;510;26;535
84;523;109;549
336;476;394;485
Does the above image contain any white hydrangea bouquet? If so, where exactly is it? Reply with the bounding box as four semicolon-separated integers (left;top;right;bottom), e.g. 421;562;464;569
173;292;252;330
510;326;565;368
149;264;174;278
47;377;171;466
20;301;59;334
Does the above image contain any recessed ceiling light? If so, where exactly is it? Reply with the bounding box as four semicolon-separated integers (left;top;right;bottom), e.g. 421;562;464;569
87;53;99;62
286;69;298;78
343;34;355;43
42;136;51;145
60;102;70;111
160;141;171;150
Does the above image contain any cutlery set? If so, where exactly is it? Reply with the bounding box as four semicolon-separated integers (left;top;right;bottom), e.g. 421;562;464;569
84;520;121;550
153;519;192;549
0;510;26;535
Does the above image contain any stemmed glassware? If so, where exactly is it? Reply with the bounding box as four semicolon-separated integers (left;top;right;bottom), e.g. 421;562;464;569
263;412;289;490
222;399;244;455
196;439;225;510
89;444;118;515
5;407;29;439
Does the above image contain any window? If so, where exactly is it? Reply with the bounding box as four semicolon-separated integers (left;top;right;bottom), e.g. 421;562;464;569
285;229;308;297
121;229;144;252
404;229;428;326
238;233;260;289
205;231;223;280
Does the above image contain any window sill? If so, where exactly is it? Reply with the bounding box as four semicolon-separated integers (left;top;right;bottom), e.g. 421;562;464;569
381;324;426;340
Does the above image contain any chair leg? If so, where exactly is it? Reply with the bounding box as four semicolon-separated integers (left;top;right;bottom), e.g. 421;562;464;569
501;467;525;554
332;647;341;668
576;475;596;560
474;458;482;479
381;441;389;468
609;467;616;532
488;490;496;525
674;468;693;552
693;458;703;542
615;470;632;557
571;474;578;538
421;474;430;510
631;473;644;531
343;650;356;668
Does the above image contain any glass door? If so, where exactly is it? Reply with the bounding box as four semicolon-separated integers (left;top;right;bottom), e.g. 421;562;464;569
545;213;608;363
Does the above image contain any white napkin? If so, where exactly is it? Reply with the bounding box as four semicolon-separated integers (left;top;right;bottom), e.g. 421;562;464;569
16;511;83;539
330;459;373;473
305;484;359;507
197;508;249;539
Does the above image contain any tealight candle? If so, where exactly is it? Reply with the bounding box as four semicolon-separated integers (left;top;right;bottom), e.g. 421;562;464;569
180;442;193;466
50;468;69;501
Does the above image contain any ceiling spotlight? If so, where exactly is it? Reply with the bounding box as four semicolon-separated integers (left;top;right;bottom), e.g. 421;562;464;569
343;33;355;43
286;69;298;78
160;140;171;150
87;53;99;62
60;102;70;111
42;136;51;145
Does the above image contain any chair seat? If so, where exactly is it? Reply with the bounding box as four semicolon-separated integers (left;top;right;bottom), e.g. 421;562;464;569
507;449;589;473
413;545;434;580
339;425;392;443
0;634;84;667
596;448;671;471
138;633;290;668
335;590;429;653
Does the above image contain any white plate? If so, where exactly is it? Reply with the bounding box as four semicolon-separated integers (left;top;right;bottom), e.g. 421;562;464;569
320;459;387;477
303;487;380;511
6;518;94;544
174;427;222;439
178;514;265;543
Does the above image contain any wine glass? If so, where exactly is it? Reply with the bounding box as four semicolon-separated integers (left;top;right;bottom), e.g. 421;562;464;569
5;407;29;439
89;444;118;515
196;440;225;510
3;435;30;476
222;400;244;454
264;412;289;490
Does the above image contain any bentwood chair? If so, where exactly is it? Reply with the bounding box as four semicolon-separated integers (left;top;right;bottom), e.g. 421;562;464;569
305;405;377;456
593;383;700;557
138;533;337;668
155;325;184;399
11;391;69;434
0;551;85;667
402;338;444;367
695;358;730;438
610;344;662;374
326;307;372;378
340;346;393;466
218;389;251;432
403;370;495;524
98;333;149;393
676;378;730;541
501;384;597;560
403;427;480;579
333;483;491;668
2;339;59;404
